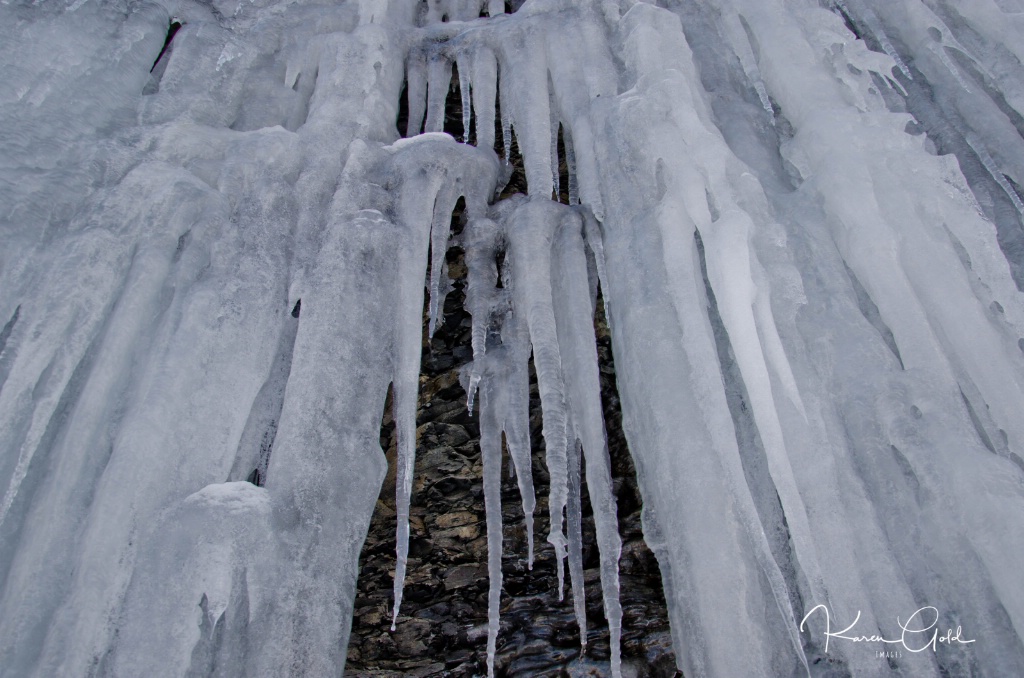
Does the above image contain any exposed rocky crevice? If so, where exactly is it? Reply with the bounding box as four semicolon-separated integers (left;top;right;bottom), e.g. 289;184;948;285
346;220;678;677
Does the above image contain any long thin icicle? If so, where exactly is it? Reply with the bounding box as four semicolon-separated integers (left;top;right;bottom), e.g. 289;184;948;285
504;197;570;597
501;251;537;568
457;53;472;143
566;433;587;649
478;364;504;678
552;206;623;676
427;183;458;338
499;61;513;161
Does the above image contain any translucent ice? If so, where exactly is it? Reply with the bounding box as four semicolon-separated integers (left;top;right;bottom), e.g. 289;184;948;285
2;1;1024;677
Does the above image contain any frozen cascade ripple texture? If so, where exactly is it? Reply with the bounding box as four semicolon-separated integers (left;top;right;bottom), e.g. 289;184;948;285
2;0;1024;676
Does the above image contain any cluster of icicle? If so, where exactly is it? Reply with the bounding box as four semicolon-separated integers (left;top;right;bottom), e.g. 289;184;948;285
386;5;626;677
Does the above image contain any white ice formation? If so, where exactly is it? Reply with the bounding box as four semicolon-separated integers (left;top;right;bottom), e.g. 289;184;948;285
3;0;1024;676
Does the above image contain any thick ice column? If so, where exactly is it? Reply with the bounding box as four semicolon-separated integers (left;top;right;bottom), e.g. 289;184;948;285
257;202;407;675
542;4;617;216
698;206;826;597
732;0;1024;454
385;134;500;625
686;0;1024;672
463;216;536;568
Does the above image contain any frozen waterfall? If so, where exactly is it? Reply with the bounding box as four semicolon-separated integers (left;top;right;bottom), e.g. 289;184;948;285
3;0;1024;676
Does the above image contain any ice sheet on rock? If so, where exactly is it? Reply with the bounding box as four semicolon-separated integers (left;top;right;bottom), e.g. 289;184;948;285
676;0;1024;673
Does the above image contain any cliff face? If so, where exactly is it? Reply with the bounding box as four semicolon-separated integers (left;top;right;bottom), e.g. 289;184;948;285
346;234;677;677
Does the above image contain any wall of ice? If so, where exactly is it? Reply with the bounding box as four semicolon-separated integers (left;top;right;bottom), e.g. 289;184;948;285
2;0;1024;676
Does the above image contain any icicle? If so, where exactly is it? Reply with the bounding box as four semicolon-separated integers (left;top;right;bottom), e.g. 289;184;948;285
501;253;537;569
859;5;912;80
517;48;553;195
406;51;427;137
457;53;472;143
463;217;500;414
424;56;452;134
566;434;587;649
487;0;503;17
933;44;973;93
504;197;570;592
427;184;459;338
499;65;513;161
471;48;498;151
464;218;499;360
478;369;504;678
966;132;1024;216
834;0;912;79
583;235;599;315
581;209;612;333
551;206;623;677
391;205;436;633
723;13;775;121
435;259;454;330
699;207;828;643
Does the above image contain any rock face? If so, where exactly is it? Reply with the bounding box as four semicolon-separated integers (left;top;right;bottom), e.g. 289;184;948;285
345;242;679;677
